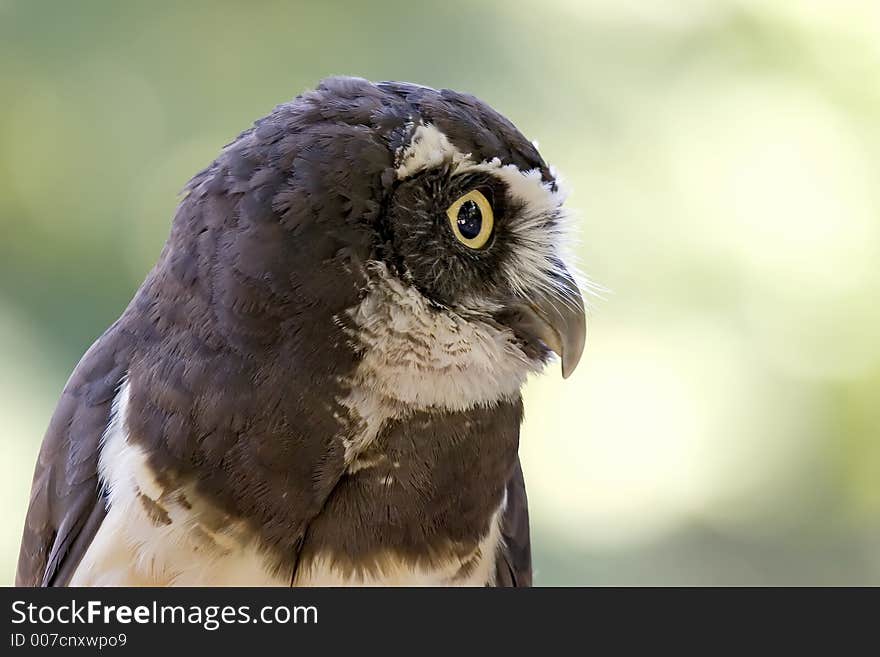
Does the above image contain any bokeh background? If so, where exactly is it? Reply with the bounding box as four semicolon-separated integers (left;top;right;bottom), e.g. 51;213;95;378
2;0;879;585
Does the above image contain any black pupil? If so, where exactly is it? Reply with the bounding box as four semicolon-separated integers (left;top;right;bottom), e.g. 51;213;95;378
457;200;483;240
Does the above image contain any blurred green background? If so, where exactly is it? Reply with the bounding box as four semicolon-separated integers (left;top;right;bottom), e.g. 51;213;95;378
2;0;879;585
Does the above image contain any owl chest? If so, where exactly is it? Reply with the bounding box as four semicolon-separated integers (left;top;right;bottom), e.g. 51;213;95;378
294;405;519;586
73;385;519;586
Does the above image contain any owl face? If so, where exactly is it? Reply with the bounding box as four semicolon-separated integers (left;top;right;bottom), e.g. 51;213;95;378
350;115;585;410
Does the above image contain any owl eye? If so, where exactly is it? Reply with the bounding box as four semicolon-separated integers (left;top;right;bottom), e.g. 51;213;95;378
446;189;494;250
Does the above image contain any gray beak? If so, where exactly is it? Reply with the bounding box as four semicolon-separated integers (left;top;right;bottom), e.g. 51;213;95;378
499;270;586;378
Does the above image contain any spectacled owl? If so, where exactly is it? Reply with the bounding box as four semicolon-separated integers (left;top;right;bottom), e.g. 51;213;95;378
17;77;586;587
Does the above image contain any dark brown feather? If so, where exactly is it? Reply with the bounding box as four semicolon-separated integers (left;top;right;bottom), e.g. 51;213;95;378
15;324;132;586
495;459;533;587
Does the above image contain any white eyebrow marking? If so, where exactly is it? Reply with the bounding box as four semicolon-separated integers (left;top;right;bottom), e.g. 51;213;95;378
395;123;467;179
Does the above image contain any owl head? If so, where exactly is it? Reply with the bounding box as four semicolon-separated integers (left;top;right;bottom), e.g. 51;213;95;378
173;77;586;412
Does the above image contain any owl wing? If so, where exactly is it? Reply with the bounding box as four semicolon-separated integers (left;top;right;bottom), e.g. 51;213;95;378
494;458;533;587
15;325;131;586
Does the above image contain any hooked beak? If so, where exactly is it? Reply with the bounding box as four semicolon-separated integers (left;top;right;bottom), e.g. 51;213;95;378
497;270;586;378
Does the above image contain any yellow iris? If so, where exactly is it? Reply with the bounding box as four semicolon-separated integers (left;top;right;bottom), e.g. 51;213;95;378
446;189;494;250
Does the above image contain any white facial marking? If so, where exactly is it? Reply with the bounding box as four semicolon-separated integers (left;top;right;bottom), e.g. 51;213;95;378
343;262;542;413
395;123;467;179
464;158;581;304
